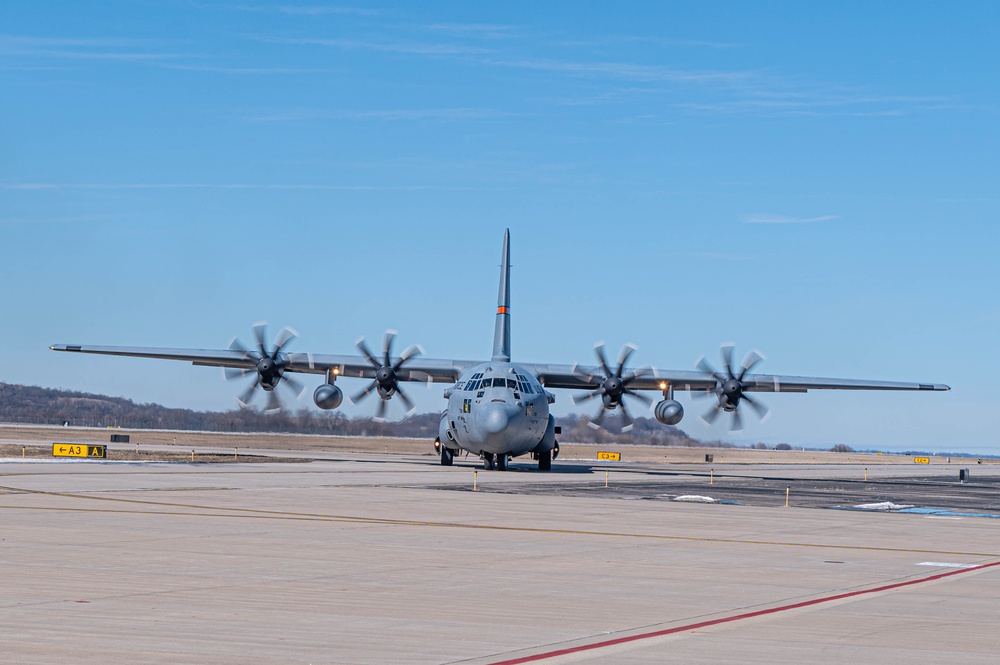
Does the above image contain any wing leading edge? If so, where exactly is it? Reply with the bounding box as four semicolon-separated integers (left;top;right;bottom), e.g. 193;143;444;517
49;344;472;384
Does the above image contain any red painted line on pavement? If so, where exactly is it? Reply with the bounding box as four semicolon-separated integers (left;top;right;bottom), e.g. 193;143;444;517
488;560;1000;664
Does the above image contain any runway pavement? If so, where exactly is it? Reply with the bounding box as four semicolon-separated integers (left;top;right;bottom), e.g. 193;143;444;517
1;450;998;664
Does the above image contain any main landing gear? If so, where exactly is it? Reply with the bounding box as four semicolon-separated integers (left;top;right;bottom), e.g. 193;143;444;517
435;437;454;466
537;449;551;472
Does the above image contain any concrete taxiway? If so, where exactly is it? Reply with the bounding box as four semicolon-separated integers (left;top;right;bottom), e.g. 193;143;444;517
1;452;998;664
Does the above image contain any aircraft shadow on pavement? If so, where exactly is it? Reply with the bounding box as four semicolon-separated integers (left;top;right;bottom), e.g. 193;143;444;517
447;460;596;474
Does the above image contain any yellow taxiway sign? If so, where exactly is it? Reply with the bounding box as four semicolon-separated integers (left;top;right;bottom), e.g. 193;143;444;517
52;444;107;459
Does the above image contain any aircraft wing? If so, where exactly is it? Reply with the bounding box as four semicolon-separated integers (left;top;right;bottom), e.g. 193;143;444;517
49;344;473;384
524;362;950;393
50;345;949;393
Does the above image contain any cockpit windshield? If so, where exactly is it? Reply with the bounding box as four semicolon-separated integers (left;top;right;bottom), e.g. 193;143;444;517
463;372;538;393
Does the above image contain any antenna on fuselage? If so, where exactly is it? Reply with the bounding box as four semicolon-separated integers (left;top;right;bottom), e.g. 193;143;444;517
491;228;511;362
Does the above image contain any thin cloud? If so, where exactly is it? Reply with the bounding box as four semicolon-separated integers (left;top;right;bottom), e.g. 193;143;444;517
0;213;128;225
245;107;517;123
743;214;838;224
0;183;481;191
0;35;154;47
535;87;658;107
253;35;494;56
159;63;332;75
0;34;185;61
199;3;381;17
482;56;754;84
676;92;959;117
422;23;518;39
249;35;750;85
555;35;736;49
272;4;379;16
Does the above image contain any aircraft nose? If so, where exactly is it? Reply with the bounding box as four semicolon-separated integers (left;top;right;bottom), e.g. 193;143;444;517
481;402;513;434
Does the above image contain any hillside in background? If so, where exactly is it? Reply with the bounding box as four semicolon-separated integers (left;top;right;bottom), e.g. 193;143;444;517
0;381;711;446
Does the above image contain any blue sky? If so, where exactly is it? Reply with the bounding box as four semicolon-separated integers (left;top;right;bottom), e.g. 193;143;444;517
2;2;997;453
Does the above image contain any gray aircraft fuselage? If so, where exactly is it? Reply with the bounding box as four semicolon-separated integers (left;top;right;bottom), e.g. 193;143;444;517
444;361;550;457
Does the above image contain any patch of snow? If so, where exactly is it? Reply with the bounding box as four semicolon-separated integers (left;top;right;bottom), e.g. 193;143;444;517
852;502;914;511
673;495;718;503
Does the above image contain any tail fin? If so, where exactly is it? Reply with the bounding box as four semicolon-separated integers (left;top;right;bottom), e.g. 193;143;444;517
491;229;511;362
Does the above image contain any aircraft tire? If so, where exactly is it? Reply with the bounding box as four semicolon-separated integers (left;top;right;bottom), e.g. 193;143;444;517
483;453;495;470
441;447;453;466
496;454;508;471
538;450;552;471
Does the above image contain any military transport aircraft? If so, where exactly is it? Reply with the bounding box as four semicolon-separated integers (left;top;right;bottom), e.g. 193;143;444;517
52;230;949;471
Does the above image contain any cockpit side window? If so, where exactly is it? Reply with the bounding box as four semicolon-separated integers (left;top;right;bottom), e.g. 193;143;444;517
462;373;485;391
515;374;535;394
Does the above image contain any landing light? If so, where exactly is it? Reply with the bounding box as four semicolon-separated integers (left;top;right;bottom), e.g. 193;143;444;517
659;381;667;390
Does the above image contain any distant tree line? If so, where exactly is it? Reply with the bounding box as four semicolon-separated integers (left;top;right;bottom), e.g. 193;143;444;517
556;413;718;447
0;382;442;437
0;381;712;444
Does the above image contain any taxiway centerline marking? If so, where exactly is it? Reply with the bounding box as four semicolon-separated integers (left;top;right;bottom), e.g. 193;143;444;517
1;484;999;559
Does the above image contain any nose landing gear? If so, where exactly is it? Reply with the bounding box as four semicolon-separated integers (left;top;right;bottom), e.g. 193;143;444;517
481;453;509;471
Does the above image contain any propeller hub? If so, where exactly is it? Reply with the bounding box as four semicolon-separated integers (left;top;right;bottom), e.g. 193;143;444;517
376;366;397;387
256;357;277;378
603;376;624;398
722;378;742;397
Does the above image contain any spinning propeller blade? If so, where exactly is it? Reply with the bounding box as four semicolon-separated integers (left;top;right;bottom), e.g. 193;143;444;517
696;344;770;432
352;330;423;420
574;342;650;432
225;322;301;412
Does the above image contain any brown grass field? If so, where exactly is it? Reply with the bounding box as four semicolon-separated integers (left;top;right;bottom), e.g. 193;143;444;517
0;424;989;466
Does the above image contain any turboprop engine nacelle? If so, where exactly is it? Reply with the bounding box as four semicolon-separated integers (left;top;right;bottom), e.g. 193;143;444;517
654;399;684;426
313;384;344;410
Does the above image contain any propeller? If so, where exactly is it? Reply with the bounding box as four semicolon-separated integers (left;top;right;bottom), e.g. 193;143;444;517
351;330;425;421
224;322;305;413
572;342;651;432
694;344;770;431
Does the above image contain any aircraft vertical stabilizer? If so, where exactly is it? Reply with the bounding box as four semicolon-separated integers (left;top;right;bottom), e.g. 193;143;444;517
491;229;511;362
